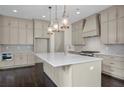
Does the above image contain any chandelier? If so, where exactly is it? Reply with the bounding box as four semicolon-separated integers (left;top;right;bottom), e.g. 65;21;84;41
47;5;70;33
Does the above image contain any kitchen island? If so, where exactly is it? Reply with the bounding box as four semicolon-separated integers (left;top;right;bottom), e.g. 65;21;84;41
36;53;102;87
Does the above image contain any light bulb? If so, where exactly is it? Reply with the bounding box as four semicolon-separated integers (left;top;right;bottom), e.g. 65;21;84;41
53;23;59;29
62;18;68;25
48;27;52;33
76;11;80;15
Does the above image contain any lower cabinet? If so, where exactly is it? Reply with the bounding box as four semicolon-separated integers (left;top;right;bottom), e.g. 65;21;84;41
95;54;124;80
0;60;14;68
27;54;35;65
0;53;35;69
14;54;28;66
43;61;101;87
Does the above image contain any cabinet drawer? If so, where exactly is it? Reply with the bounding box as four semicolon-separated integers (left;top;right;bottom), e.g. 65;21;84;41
102;64;113;73
0;60;14;68
103;65;124;78
14;54;27;65
103;59;124;69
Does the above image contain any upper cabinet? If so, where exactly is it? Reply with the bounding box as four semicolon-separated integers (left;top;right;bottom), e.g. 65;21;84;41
34;20;49;38
100;6;124;44
117;6;124;18
72;20;85;45
0;15;33;45
18;19;33;44
82;14;100;37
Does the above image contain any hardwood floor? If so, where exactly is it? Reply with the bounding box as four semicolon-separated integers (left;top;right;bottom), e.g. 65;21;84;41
102;74;124;87
0;64;56;87
0;63;124;87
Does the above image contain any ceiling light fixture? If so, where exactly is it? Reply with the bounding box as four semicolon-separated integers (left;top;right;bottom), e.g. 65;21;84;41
48;5;70;33
61;5;70;30
76;8;80;15
47;6;53;35
53;5;60;32
13;10;18;13
42;15;46;18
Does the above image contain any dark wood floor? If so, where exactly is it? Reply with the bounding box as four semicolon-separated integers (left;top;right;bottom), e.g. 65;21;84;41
0;63;124;87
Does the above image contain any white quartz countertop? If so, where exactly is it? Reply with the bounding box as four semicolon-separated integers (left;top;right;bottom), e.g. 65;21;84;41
36;53;102;67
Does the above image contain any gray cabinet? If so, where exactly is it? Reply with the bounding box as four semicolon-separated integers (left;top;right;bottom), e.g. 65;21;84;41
95;54;124;80
0;16;33;45
100;6;117;44
34;20;49;38
117;17;124;44
117;5;124;18
100;6;124;44
100;22;108;44
108;20;117;44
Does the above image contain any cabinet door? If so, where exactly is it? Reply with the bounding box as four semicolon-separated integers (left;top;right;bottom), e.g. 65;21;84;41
34;39;48;53
34;20;43;38
118;17;124;43
10;27;18;44
19;28;27;44
27;54;35;65
0;16;11;27
100;10;108;23
108;20;117;44
10;18;18;28
72;30;76;45
14;54;27;65
72;24;76;45
117;5;124;18
108;7;117;21
1;26;10;44
26;28;33;44
42;21;49;38
0;60;14;68
78;21;84;45
101;22;108;44
18;20;27;44
0;26;2;44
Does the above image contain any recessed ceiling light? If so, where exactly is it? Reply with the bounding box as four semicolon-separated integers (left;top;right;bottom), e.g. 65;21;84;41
13;10;18;13
76;8;80;15
42;15;46;18
76;11;80;15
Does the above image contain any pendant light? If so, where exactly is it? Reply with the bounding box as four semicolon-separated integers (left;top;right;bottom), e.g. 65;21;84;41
61;5;69;30
48;6;53;34
53;5;60;32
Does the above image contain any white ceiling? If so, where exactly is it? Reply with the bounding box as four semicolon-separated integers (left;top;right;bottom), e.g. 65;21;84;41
0;5;111;23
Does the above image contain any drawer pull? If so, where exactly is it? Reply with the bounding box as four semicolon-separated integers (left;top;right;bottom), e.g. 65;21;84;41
110;63;114;64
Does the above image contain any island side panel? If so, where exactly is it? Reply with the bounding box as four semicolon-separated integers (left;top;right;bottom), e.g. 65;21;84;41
71;60;101;87
43;62;72;87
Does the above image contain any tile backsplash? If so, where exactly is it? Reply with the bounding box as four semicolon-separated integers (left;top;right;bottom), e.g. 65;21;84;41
74;37;124;55
0;45;33;53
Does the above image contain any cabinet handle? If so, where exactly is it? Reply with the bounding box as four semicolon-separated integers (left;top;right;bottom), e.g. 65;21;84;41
110;63;114;64
20;57;23;60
